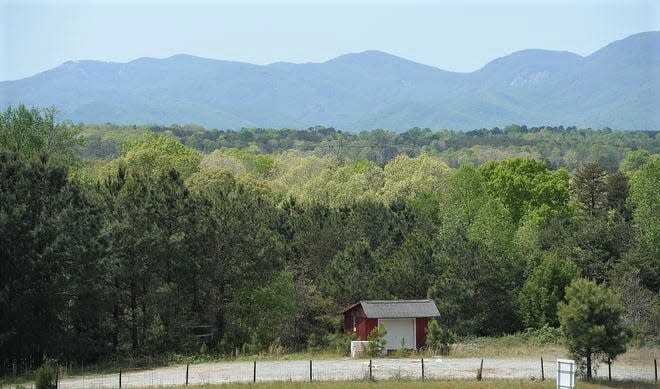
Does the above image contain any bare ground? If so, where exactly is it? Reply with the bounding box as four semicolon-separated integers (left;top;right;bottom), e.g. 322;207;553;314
48;357;656;389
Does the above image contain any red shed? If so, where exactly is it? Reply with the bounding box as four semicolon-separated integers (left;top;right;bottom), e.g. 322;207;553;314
343;300;440;350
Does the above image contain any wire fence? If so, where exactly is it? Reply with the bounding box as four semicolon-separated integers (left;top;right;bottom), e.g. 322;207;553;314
2;357;657;388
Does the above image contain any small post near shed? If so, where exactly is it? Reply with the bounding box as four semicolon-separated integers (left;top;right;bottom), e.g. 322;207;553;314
350;341;370;357
556;359;575;389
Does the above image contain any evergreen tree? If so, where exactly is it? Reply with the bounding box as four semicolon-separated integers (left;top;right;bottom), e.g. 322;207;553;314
558;278;631;380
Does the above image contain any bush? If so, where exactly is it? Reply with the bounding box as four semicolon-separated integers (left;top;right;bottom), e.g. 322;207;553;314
366;323;387;357
522;325;562;345
425;319;456;355
396;338;409;357
143;314;166;355
35;361;56;389
323;332;356;356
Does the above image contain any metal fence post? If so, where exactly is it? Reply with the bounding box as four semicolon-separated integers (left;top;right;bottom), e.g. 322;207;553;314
55;365;59;389
421;358;425;380
654;358;657;382
607;357;612;381
369;359;372;380
541;357;544;381
185;363;189;385
119;368;122;389
309;360;312;382
253;360;256;383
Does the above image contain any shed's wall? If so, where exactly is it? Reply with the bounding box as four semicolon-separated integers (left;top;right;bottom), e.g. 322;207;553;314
415;317;428;348
360;318;378;341
344;305;370;339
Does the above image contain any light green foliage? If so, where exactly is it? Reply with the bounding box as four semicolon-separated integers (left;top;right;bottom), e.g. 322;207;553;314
120;132;202;178
518;255;579;328
200;150;247;176
558;278;632;379
425;320;455;355
0;105;82;163
513;205;555;254
366;323;387;357
271;153;383;206
382;154;450;203
307;160;383;206
478;158;570;224
628;155;659;289
270;152;340;199
77;123;149;159
620;149;651;173
225;148;275;176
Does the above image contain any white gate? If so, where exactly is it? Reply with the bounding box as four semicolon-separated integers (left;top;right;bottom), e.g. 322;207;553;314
556;359;575;389
378;318;415;350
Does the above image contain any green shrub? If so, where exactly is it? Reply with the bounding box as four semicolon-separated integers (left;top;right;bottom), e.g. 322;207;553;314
366;323;387;357
522;324;562;345
425;319;456;355
306;333;319;352
35;361;56;389
396;337;409;357
323;332;356;356
143;314;166;355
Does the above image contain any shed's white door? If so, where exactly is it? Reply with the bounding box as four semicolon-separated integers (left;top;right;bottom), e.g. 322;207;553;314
379;318;415;350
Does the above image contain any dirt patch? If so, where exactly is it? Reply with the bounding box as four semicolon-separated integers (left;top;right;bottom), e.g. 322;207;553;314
40;357;656;389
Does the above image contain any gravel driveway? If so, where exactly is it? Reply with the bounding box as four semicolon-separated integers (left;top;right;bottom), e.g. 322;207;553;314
46;358;656;388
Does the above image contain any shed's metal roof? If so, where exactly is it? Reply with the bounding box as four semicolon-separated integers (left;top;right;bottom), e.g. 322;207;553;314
344;300;440;318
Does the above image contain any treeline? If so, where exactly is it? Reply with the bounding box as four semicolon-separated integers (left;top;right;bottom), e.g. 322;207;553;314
79;123;658;171
1;105;658;366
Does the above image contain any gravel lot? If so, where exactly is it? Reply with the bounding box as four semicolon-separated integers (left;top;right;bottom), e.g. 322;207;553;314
45;358;656;388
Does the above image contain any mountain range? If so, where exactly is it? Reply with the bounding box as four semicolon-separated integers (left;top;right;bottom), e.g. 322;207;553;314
1;31;659;131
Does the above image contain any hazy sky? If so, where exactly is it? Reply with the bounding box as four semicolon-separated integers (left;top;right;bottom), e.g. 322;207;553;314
1;0;658;81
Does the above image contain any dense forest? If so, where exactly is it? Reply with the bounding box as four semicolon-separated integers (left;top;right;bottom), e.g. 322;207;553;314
1;105;658;367
79;122;658;171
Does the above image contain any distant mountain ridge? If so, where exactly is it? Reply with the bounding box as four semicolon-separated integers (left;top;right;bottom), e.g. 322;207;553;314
1;31;659;131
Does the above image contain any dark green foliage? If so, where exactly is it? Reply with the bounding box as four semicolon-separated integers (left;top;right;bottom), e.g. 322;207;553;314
558;279;632;380
518;255;579;328
573;163;608;216
35;362;56;389
429;166;525;336
0;151;106;361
